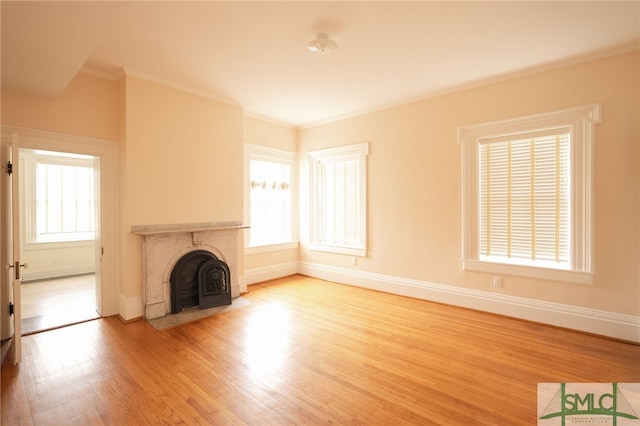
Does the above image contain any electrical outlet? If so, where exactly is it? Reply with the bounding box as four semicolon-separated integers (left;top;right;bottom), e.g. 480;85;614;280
351;257;357;266
493;276;503;287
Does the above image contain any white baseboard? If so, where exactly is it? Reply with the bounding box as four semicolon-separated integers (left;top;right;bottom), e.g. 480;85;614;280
22;265;95;282
119;294;142;321
242;261;300;286
297;262;640;343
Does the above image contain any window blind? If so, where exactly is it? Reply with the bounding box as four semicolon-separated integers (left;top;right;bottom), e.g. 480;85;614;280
479;132;570;268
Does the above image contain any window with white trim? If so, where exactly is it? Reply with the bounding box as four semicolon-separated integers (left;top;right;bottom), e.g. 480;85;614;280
23;149;96;244
458;105;600;285
308;143;369;257
244;145;297;250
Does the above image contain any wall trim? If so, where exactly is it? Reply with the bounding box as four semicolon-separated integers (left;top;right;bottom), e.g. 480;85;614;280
267;261;640;343
242;261;300;287
22;266;95;283
118;294;142;321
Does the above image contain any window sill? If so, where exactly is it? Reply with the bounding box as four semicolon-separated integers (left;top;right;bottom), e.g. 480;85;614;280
310;243;366;257
245;241;298;255
463;259;593;285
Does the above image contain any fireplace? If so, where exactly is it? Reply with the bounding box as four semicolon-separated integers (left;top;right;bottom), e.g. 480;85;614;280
170;249;231;313
131;222;247;320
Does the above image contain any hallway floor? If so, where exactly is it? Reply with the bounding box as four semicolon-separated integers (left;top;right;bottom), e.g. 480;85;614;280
21;274;99;335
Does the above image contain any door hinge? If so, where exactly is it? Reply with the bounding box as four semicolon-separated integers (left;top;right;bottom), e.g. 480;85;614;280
5;161;12;175
9;302;14;316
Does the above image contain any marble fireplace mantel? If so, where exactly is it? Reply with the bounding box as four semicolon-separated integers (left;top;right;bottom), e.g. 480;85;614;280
132;221;248;320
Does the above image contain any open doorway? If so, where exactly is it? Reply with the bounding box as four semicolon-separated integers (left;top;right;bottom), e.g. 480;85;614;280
1;126;118;350
21;274;98;334
19;148;100;334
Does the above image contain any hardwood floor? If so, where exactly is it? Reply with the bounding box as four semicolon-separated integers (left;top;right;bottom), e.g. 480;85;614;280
21;274;99;335
2;275;638;425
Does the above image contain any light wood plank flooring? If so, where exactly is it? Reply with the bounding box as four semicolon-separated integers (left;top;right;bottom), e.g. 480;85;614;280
21;274;99;335
2;275;638;425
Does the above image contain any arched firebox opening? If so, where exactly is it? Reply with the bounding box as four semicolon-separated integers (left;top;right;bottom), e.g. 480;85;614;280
170;249;231;314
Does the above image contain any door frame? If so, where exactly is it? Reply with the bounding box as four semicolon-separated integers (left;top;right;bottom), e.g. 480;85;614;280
1;138;18;359
1;126;118;318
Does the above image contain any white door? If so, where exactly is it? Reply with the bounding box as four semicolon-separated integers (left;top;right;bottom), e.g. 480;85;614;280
11;135;24;363
0;139;13;341
2;133;24;364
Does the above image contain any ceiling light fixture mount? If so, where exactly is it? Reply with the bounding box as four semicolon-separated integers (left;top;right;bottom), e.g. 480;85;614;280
307;33;338;54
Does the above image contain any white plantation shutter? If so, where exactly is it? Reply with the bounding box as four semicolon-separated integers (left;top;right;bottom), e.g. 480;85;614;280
479;130;570;268
318;158;360;246
309;143;368;256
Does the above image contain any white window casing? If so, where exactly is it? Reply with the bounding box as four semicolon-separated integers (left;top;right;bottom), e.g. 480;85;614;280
308;142;369;257
22;149;97;247
244;144;298;253
458;104;600;285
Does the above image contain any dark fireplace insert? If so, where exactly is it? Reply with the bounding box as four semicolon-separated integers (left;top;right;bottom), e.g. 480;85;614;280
170;249;232;314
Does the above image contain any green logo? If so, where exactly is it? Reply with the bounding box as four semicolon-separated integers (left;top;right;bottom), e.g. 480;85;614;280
538;383;639;425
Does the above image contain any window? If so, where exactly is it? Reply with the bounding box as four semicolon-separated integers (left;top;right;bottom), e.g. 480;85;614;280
244;145;297;250
479;132;570;268
23;149;96;244
308;143;369;257
458;104;600;284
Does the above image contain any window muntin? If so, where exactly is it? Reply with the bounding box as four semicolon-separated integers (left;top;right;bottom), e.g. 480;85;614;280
244;145;297;250
458;105;600;284
36;161;95;242
309;143;369;256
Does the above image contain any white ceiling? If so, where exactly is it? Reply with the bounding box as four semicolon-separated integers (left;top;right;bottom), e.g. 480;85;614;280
2;1;639;127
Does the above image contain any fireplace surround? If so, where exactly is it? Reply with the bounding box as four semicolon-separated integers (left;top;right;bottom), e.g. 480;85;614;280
131;222;247;320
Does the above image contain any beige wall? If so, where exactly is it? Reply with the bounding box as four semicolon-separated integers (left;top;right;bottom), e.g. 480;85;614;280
20;243;94;282
1;72;119;141
123;76;243;226
243;116;297;152
118;75;245;304
299;51;640;317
